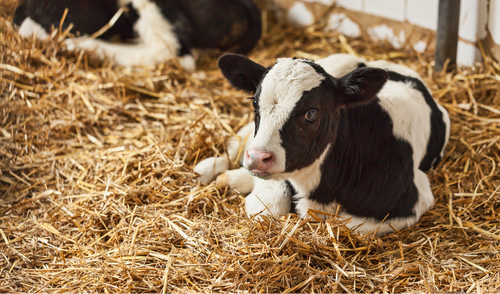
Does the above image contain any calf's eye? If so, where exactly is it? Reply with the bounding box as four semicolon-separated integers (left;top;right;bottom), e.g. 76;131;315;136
305;109;318;122
247;97;258;109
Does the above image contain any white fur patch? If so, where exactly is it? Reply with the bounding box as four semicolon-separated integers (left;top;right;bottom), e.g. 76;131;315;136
298;198;341;220
245;178;292;218
246;58;324;173
18;17;49;40
437;103;451;158
377;81;432;165
412;169;435;220
131;0;179;54
367;60;422;80
64;38;176;66
223;168;255;194
315;53;366;78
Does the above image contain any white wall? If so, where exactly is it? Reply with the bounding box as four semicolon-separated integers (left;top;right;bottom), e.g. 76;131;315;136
284;0;500;66
490;0;500;44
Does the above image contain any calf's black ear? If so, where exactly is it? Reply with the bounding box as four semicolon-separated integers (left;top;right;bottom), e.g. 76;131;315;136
218;54;266;94
337;67;389;107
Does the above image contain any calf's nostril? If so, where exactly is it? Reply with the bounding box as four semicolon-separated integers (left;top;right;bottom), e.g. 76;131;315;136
260;153;274;165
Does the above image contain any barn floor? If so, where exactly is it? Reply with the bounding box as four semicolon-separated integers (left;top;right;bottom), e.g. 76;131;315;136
1;11;500;292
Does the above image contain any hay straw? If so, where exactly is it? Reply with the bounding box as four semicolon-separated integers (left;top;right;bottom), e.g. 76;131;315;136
1;8;500;292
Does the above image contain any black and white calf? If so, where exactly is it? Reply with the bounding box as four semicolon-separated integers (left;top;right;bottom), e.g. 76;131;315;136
196;53;450;235
14;0;262;70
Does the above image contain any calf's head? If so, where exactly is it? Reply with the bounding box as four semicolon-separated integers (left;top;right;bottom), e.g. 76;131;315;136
218;54;388;179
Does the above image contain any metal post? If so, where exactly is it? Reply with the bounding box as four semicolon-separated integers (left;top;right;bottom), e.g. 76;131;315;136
434;0;461;72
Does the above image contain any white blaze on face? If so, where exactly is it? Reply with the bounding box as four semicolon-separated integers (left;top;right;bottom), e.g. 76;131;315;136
246;58;324;174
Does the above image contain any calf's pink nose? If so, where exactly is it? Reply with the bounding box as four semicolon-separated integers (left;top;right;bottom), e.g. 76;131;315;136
245;148;275;172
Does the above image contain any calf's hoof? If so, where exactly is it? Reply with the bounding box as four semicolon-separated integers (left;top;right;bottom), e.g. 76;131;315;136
193;157;229;185
215;168;254;194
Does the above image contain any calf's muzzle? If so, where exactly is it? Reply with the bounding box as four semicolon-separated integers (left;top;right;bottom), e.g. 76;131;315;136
244;148;275;177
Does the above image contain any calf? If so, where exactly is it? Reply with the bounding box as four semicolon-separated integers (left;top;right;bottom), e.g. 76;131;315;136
208;53;449;235
14;0;261;71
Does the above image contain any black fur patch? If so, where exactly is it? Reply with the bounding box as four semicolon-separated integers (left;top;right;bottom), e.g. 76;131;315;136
307;100;418;220
156;0;261;53
286;180;298;214
218;54;268;94
386;71;447;171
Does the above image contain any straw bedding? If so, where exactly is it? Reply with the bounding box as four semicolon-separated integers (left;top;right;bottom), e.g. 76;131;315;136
1;7;500;292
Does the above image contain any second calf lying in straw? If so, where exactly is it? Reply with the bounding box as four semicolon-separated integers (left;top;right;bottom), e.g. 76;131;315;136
15;0;261;71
